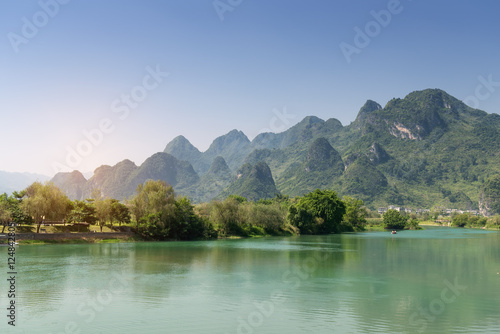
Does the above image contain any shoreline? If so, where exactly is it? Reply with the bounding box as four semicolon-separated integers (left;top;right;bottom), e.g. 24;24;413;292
9;232;138;245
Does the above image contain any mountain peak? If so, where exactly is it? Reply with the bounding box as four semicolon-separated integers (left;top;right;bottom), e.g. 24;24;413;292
305;138;343;173
164;135;201;155
208;156;231;175
354;100;382;125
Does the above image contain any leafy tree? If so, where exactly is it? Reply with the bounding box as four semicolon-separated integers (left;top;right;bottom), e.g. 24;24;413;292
210;197;246;236
0;193;12;233
227;194;247;204
288;189;346;234
130;180;175;225
248;203;286;235
451;213;469;227
406;218;420;230
342;196;367;231
109;199;131;227
68;200;97;225
20;182;71;233
172;196;215;240
383;209;407;229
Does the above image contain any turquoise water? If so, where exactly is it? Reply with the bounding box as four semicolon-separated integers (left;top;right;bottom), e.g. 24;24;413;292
1;227;500;333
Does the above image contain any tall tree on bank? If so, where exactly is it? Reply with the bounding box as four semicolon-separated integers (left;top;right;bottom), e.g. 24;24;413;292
288;189;346;234
0;193;12;233
20;182;71;233
342;196;367;231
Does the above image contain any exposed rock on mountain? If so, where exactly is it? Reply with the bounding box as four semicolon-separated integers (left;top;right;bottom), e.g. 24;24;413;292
479;175;500;216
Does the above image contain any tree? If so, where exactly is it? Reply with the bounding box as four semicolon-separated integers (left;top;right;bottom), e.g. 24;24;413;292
109;199;131;227
342;196;367;231
0;193;12;233
68;200;97;225
130;180;175;225
383;209;407;229
20;182;71;233
210;197;245;236
288;189;346;234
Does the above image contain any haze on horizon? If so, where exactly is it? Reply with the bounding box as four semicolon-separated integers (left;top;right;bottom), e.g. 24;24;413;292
1;0;499;177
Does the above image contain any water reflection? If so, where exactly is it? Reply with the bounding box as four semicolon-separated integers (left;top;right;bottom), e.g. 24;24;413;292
6;228;500;333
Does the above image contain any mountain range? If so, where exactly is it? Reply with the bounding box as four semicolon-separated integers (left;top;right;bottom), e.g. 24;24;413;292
0;171;50;195
49;89;500;213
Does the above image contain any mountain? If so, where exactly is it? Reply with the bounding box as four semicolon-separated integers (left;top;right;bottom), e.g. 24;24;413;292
164;130;252;174
277;138;345;196
52;170;87;200
218;161;279;201
163;135;207;174
0;171;51;194
182;156;233;203
51;153;199;201
49;88;500;210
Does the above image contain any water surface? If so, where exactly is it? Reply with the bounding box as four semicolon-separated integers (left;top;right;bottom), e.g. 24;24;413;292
2;227;500;333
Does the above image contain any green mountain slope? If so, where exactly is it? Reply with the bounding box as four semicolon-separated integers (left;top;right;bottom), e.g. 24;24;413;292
51;89;500;210
218;161;279;201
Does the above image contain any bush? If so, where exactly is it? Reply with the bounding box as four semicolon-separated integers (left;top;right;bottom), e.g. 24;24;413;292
383;209;407;229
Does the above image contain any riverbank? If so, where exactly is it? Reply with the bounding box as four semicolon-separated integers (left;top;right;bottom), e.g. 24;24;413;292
11;232;139;245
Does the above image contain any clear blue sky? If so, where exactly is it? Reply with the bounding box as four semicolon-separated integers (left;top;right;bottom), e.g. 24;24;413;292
1;0;499;176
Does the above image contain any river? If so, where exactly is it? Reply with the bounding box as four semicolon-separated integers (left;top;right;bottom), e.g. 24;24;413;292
2;226;500;333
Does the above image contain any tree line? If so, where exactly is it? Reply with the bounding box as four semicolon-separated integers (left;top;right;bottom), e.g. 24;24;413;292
0;180;377;240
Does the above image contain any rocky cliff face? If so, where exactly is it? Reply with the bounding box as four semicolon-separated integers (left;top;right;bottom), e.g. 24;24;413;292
479;175;500;216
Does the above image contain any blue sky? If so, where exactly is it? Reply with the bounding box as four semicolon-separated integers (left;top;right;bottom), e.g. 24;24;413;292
1;0;499;176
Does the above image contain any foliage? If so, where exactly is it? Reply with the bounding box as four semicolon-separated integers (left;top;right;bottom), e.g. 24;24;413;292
406;218;421;230
342;196;367;231
130;180;176;223
20;182;72;233
452;213;487;228
451;213;469;227
288;189;346;234
209;197;246;236
132;180;216;240
383;209;408;229
68;200;97;224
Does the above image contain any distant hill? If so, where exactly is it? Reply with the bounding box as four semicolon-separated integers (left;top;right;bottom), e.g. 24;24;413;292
218;161;279;201
49;89;500;210
0;171;50;194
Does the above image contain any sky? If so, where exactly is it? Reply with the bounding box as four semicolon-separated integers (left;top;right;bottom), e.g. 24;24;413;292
1;0;499;177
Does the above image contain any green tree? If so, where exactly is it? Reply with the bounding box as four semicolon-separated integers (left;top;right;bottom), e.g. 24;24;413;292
20;182;71;233
342;196;367;231
172;196;215;240
383;209;408;229
210;197;246;236
288;189;346;234
451;213;469;227
406;218;420;230
248;203;286;235
109;199;131;227
130;180;175;225
68;200;97;225
0;193;13;233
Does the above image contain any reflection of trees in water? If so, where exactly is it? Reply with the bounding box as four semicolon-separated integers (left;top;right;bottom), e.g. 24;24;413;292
333;231;500;332
20;244;97;316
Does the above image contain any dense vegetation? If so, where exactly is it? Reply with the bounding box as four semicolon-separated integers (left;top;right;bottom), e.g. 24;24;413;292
0;181;378;240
